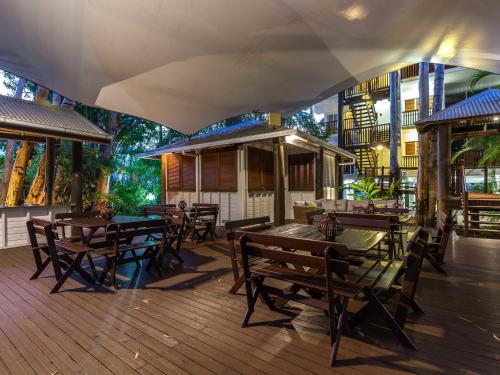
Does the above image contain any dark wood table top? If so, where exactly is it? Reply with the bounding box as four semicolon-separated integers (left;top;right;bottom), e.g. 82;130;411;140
260;223;386;253
57;215;152;229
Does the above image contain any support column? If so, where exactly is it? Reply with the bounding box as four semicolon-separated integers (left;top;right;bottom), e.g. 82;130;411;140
336;155;344;199
437;124;451;212
315;148;324;200
71;141;83;213
273;137;286;226
161;154;167;204
337;92;345;148
45;138;55;206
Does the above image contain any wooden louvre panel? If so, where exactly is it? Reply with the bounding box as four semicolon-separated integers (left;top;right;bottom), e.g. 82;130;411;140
181;155;196;191
167;153;181;190
201;152;218;191
218;149;237;191
247;147;274;191
405;141;418;156
201;149;238;192
288;153;315;191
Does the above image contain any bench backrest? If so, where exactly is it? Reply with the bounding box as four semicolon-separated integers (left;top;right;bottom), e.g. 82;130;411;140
435;211;452;258
239;232;352;294
191;206;218;222
394;227;426;327
143;204;176;217
335;212;396;230
105;219;167;253
26;218;54;249
54;211;101;220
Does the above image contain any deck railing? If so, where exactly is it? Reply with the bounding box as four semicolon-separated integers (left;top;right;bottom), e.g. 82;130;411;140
343;123;390;146
402;110;418;128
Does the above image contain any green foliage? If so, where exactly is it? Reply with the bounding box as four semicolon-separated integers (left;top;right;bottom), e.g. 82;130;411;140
340;177;400;201
284;110;329;140
383;179;401;199
452;136;500;167
469;71;500;93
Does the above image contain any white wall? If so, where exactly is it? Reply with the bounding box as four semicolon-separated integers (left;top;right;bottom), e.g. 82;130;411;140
1;205;71;249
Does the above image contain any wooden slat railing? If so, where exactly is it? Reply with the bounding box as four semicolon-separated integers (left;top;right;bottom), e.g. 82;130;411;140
401;155;418;169
344;74;390;97
343;123;390;146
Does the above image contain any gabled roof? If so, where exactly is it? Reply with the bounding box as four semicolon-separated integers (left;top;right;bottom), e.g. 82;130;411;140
0;95;111;143
138;120;355;160
415;89;500;131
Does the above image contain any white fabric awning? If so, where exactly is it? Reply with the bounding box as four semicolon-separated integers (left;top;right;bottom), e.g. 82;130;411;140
2;1;500;135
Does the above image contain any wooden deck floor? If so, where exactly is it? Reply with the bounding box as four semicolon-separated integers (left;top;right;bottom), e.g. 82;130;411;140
0;234;499;374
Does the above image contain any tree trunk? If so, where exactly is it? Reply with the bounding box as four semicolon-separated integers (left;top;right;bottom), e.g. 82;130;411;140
4;142;35;206
24;151;47;205
433;64;448;214
389;70;401;182
96;111;120;195
0;78;25;204
427;130;437;225
416;62;430;226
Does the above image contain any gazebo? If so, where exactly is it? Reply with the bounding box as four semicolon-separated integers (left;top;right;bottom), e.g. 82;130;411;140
0;94;111;248
415;89;500;235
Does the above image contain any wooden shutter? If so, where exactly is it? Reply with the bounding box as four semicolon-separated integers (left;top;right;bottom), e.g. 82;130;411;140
247;147;274;191
405;142;418;156
218;149;237;191
288;153;315;191
182;155;196;191
201;152;218;191
167;153;181;190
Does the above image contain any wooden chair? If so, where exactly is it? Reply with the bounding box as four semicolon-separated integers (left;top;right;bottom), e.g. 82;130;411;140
306;208;326;225
192;203;219;239
95;219;167;288
421;211;452;275
224;216;272;294
186;206;218;243
26;219;62;280
238;231;425;366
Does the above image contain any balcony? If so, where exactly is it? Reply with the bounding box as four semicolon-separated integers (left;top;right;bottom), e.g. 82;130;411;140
344;74;390;98
402;109;433;128
401;155;418;169
343;123;390;147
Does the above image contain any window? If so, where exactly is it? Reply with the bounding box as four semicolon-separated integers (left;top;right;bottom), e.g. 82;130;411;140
288;153;315;191
201;149;237;191
247;147;274;191
167;153;196;191
404;97;434;112
405;142;418;156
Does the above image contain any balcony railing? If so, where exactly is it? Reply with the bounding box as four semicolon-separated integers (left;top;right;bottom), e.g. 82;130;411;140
344;74;390;98
401;155;418;169
322;119;338;135
343;123;390;147
402;109;433;128
454;149;500;168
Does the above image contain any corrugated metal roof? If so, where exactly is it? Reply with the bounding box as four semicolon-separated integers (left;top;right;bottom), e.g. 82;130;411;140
138;120;356;160
0;95;111;143
415;89;500;129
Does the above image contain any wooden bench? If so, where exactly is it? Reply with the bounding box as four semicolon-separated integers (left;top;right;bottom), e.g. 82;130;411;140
186;206;219;243
95;219;168;288
238;229;426;366
224;216;272;294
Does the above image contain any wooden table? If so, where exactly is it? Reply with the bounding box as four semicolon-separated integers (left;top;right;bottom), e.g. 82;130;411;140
57;215;152;245
261;223;386;253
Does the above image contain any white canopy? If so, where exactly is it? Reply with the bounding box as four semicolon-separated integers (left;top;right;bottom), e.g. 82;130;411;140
1;0;500;135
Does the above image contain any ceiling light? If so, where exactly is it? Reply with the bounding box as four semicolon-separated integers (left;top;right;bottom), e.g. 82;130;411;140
340;4;369;21
493;116;499;122
285;134;299;143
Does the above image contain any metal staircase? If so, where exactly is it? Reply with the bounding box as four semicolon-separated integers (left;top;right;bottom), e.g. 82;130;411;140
350;100;377;128
354;147;377;174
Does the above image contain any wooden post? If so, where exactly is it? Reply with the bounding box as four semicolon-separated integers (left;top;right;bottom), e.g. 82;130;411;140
315;148;324;200
336;155;344;199
437;123;451;212
45;138;55;206
483;166;488;193
71;141;83;213
273;137;286;226
389;70;401;181
416;62;430;226
161;154;167;204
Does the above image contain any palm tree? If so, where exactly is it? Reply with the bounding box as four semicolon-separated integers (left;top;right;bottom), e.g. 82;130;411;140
389;70;401;181
416;62;430;226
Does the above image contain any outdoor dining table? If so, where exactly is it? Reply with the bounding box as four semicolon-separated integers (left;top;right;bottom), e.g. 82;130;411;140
57;215;152;246
260;223;386;254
